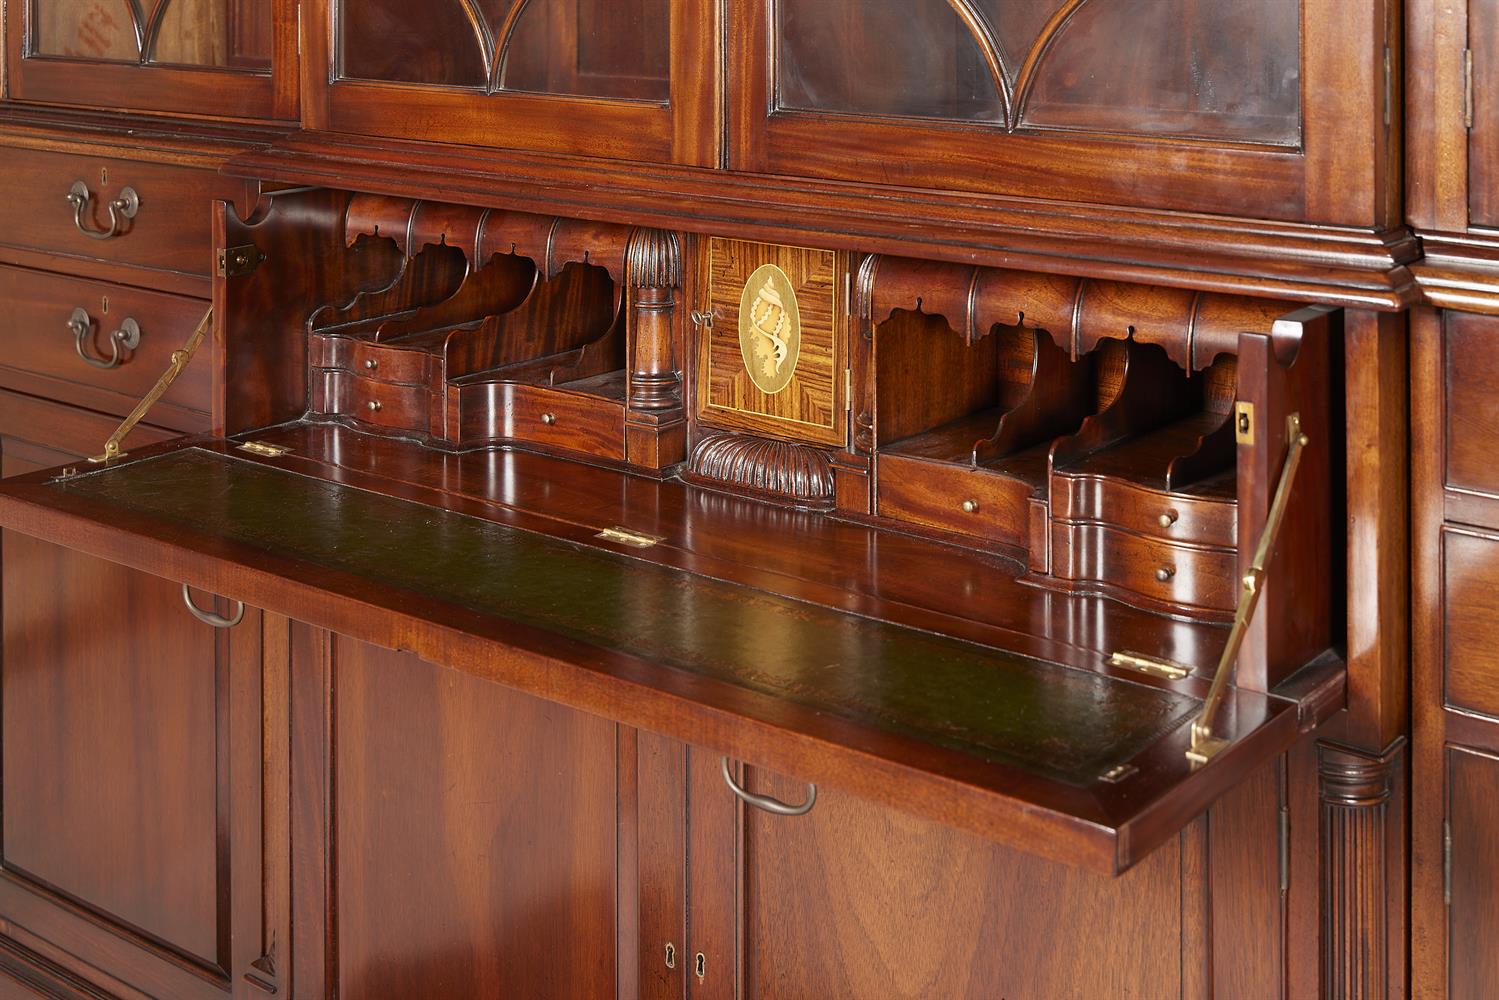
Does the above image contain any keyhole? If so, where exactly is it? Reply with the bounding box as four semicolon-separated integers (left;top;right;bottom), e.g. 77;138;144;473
101;295;109;315
100;167;108;186
664;943;676;970
1237;411;1250;435
695;952;706;982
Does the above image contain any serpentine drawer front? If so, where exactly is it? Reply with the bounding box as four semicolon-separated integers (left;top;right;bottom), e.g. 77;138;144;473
0;437;1339;875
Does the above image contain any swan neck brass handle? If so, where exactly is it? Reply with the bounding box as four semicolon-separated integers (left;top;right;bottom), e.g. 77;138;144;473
67;180;140;241
720;756;817;816
69;308;140;370
181;584;246;629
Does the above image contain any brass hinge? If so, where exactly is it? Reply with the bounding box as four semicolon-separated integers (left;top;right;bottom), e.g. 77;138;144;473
1383;46;1393;127
1465;49;1476;131
596;526;664;549
217;242;265;279
238;440;292;458
1107;650;1193;681
1444;820;1453;905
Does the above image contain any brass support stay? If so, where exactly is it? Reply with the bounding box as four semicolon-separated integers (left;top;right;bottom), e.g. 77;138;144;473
1187;411;1310;766
88;307;212;465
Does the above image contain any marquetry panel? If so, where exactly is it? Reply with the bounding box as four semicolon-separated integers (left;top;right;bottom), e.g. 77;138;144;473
696;238;847;447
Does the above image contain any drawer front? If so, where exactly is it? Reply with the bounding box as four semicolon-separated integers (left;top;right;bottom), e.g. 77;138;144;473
1444;527;1499;720
310;335;437;387
0;149;229;277
1050;522;1237;614
317;370;434;435
877;455;1036;549
1446;313;1499;499
1051;473;1237;549
498;384;626;461
0;266;210;421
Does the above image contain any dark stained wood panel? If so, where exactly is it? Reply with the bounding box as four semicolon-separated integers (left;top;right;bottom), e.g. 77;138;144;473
1447;746;1499;1000
1443;528;1499;720
1;534;220;965
737;766;1188;999
331;637;620;1000
1471;0;1499;228
1444;313;1499;499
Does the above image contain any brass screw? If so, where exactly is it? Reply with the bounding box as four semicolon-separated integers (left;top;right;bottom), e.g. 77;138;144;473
961;499;979;514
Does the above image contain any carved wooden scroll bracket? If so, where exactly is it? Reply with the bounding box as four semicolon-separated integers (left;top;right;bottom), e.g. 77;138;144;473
344;193;634;285
855;254;1290;372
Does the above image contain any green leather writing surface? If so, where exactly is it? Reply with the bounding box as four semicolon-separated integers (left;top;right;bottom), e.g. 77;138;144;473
53;449;1199;785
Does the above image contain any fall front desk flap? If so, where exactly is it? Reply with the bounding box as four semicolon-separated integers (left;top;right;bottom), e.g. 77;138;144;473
0;445;1313;873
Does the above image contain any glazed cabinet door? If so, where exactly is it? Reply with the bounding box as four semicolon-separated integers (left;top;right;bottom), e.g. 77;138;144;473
0;396;287;999
306;0;718;164
5;0;298;119
729;0;1395;223
288;631;629;1000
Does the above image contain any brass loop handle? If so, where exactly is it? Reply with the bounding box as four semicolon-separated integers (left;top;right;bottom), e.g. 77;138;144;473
181;584;245;629
720;756;817;817
69;308;140;370
66;180;140;240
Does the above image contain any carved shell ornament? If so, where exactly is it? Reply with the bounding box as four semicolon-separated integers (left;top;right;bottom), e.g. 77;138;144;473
738;264;802;395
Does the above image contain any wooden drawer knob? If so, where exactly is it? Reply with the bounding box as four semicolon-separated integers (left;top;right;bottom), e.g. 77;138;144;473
961;499;980;514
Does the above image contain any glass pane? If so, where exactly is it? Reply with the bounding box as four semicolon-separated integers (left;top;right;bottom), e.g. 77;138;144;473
33;0;141;62
1022;0;1302;144
152;0;271;69
775;0;1002;122
502;0;668;101
339;0;490;87
338;0;670;102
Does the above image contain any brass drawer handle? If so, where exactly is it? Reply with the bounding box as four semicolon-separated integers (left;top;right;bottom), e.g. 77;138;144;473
720;756;817;817
67;180;139;240
68;308;140;369
181;584;245;629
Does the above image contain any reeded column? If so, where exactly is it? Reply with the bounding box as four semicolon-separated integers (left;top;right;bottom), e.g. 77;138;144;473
622;228;686;470
1319;739;1406;1000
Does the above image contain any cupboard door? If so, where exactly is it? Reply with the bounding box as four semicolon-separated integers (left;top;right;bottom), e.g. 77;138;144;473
1447;746;1499;1000
296;633;625;999
0;396;284;999
6;0;295;119
730;0;1389;223
695;757;1188;999
312;0;718;164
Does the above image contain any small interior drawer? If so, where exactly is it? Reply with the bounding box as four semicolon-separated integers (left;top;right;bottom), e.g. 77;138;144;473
1049;522;1237;616
315;370;434;435
1443;527;1499;720
1050;473;1236;549
0;148;232;278
877;453;1036;549
0;265;210;424
489;382;626;462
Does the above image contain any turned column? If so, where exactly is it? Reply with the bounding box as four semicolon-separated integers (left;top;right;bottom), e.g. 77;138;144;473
623;228;686;470
1319;739;1406;1000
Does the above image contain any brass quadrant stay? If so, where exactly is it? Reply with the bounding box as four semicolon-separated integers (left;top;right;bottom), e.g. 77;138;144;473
89;306;212;464
1187;412;1310;767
